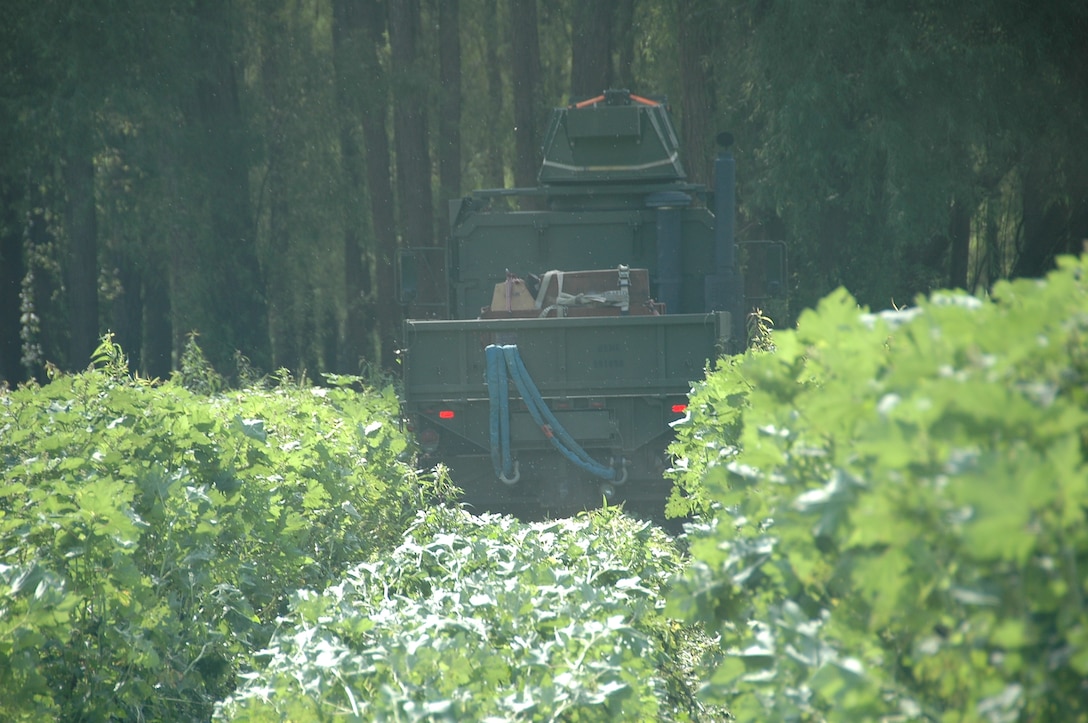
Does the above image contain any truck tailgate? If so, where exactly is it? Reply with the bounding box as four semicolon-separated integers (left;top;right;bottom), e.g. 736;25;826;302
404;313;728;403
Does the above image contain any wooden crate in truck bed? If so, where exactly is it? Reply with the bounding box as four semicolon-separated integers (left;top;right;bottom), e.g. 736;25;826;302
481;267;663;319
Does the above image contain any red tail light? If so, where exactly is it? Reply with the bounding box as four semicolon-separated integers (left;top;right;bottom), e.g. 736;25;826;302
438;409;455;420
671;403;688;414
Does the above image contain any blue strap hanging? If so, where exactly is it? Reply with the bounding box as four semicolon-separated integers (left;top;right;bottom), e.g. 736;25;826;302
485;344;617;482
485;345;516;482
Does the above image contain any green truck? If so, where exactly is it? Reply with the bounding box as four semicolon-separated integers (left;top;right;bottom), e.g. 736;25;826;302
400;90;785;519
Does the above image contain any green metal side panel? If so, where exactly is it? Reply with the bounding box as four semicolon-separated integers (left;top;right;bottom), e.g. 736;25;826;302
403;313;726;404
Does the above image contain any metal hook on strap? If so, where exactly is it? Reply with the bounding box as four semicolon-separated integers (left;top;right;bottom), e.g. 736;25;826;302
498;459;520;486
609;457;628;485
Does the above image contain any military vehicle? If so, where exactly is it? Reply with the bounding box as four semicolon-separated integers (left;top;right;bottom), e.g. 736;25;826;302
399;89;785;520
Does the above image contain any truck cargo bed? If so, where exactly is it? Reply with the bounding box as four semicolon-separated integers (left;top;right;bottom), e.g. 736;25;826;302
402;312;728;519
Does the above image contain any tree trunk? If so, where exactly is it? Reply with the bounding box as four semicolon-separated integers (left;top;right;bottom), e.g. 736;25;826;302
188;0;270;373
259;15;299;372
570;1;615;99
1069;191;1088;259
265;159;297;371
22;204;61;383
0;183;22;384
948;197;971;290
509;0;542;194
333;0;377;373
63;144;99;370
438;0;462;204
1016;159;1065;279
483;0;505;188
360;0;400;367
390;0;440;317
110;250;143;373
141;256;172;379
676;0;717;186
614;0;636;91
158;129;192;377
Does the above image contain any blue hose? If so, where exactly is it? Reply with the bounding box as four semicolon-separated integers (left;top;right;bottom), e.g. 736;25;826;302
485;345;514;480
498;352;512;477
486;345;503;477
501;346;616;479
485;344;617;482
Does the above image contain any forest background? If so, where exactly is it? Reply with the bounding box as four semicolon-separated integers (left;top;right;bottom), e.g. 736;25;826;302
1;0;1085;386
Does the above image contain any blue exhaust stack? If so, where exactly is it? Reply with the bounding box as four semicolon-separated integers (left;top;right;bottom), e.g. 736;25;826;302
705;132;740;349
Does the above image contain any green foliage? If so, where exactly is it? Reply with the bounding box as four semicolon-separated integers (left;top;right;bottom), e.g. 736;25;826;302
746;307;776;352
667;255;1088;720
0;337;423;720
175;332;230;394
716;0;1088;312
217;505;720;722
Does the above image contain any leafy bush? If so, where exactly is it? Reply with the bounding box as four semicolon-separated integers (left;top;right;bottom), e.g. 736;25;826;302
0;338;425;720
666;255;1088;720
217;505;718;722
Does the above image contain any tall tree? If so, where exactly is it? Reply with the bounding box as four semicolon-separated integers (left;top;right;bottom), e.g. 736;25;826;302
570;1;616;99
3;0;198;378
333;0;377;372
358;0;401;366
174;0;269;373
248;0;348;374
0;2;23;383
481;0;507;188
716;0;1088;313
1010;2;1088;278
19;204;63;381
258;12;298;370
3;0;1082;385
141;254;172;378
438;0;463;205
509;0;542;192
62;124;100;369
948;197;972;290
613;0;637;91
390;0;440;317
1;0;112;373
676;0;717;186
0;182;23;384
96;1;192;379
